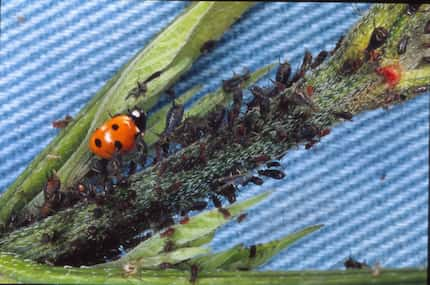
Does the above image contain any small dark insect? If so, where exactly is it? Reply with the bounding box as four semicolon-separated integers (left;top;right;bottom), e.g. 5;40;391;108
211;195;222;208
299;124;319;141
344;256;369;269
189;201;208;211
275;127;288;142
222;69;251;93
331;35;345;55
227;106;240;129
163;240;175;252
259;96;271;119
306;85;314;97
144;70;163;84
332;111;353;121
366;27;389;53
249;245;257;258
126;81;147;100
289;91;315;109
251;154;271;164
425;20;430;34
218;207;231;219
258;169;286;180
233;87;243;107
397;36;409;55
40;172;62;218
237;213;247;223
160;227;175;238
218;184;237;204
158;161;168;177
406;4;421;15
52;115;73;128
166;181;183;193
159;262;173;270
128;160;137;176
305;139;318;149
275;59;292;86
200;40;217;54
311;50;328;69
341;58;363;75
190;264;199;284
180;216;190;224
266;161;281;168
290;50;313;84
93;207;103;219
164;101;185;136
87;225;98;239
249;176;264;185
319;128;331;137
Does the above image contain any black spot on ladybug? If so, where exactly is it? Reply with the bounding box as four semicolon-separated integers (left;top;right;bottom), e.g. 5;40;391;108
112;124;119;130
114;141;122;150
94;138;102;148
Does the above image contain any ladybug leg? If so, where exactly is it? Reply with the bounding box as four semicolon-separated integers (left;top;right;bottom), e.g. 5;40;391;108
135;133;148;166
90;158;107;175
106;150;123;179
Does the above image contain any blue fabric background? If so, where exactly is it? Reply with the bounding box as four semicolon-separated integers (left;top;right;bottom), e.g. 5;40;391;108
0;1;428;270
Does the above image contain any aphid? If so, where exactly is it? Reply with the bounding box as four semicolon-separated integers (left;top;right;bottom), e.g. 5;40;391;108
266;161;281;168
211;195;222;208
397;36;410;55
52;115;73;128
233;87;243;107
180;216;190;224
306;85;314;97
40;172;62;218
332;110;353;121
218;207;231;219
275;127;288;142
189;264;199;284
227;106;240;129
160;227;175;238
166;181;182;193
331;35;345;55
406;4;421;15
159;262;173;270
87;225;98;240
163;240;175;252
128;160;137;176
305;139;318;149
299;124;319;140
89;107;147;159
258;169;286;179
251;154;271;164
376;64;402;88
249;176;264;185
207;106;226;132
311;50;328;69
200;40;217;54
275;59;292;86
126;81;147;100
164;101;185;136
290;50;313;84
237;213;247;223
425;20;430;34
341;58;363;75
218;184;237;204
249;245;257;258
188;201;208;212
145;70;163;84
222;69;251;93
366;27;389;53
319;128;331;137
93;207;103;219
259;96;271;119
344;256;369;269
289;91;315;109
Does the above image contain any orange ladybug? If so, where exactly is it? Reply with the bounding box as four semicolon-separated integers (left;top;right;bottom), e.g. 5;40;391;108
89;108;146;159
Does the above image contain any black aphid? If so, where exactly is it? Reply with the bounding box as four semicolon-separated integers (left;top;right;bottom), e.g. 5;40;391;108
200;40;217;54
366;27;388;53
397;35;409;55
257;169;286;179
311;50;328;69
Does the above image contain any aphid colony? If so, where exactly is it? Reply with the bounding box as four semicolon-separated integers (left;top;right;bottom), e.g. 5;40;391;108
24;7;427;268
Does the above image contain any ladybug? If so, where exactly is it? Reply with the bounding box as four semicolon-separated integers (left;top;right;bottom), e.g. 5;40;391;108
89;108;147;159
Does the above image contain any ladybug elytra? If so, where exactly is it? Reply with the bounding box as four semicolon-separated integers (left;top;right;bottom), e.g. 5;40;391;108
89;108;146;159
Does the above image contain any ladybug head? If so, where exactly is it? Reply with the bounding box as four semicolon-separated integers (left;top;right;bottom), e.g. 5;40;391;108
128;107;147;132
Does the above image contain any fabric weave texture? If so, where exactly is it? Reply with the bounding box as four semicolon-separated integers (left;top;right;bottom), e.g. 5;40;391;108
0;1;428;270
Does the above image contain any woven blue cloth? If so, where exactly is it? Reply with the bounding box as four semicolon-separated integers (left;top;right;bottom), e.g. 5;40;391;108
0;1;428;270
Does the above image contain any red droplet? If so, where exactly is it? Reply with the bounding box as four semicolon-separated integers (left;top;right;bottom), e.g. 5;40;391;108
376;64;402;88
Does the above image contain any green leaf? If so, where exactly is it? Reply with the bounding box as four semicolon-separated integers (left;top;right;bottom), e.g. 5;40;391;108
188;224;324;271
112;191;271;265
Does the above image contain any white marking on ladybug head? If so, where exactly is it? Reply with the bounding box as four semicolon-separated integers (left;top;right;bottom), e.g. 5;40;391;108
131;110;140;118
